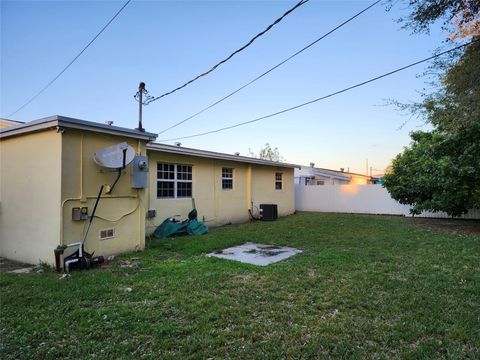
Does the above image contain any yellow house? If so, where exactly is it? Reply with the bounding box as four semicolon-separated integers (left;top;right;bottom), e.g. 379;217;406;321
146;143;297;231
0;116;156;265
0;116;297;265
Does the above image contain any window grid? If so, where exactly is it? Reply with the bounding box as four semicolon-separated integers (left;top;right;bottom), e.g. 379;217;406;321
157;163;192;198
222;167;233;190
275;172;283;190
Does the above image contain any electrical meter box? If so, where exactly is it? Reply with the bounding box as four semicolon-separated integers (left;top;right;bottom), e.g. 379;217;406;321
131;156;148;189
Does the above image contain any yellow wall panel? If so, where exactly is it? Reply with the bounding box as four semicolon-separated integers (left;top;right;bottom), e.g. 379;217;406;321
0;130;62;264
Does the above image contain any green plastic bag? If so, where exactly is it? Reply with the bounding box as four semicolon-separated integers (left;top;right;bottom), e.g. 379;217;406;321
154;218;208;239
154;219;188;239
186;219;208;236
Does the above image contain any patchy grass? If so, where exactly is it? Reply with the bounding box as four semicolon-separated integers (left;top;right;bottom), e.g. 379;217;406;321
1;213;479;359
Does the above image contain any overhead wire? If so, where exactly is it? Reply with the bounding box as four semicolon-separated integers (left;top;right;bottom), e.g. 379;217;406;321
158;0;382;135
158;41;475;142
6;0;132;118
146;0;310;104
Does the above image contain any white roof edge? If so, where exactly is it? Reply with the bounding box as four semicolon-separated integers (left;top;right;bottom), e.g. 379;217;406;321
296;171;350;181
147;143;300;169
0;115;158;141
296;165;370;180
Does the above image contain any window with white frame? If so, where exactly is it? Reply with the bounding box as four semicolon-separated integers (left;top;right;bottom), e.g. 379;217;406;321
275;172;283;190
222;167;233;190
157;163;192;198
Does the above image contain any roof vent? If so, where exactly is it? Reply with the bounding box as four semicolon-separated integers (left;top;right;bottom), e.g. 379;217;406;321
174;142;182;147
105;121;114;126
234;152;240;156
310;162;315;168
340;167;345;172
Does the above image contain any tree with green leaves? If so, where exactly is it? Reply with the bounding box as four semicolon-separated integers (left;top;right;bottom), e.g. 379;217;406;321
249;143;285;162
385;123;480;216
391;0;479;36
383;2;479;216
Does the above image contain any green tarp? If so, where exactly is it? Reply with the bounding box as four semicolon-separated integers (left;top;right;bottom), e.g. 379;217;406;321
154;218;208;239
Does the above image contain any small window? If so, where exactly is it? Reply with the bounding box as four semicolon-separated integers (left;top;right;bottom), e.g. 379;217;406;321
222;168;233;190
275;172;283;190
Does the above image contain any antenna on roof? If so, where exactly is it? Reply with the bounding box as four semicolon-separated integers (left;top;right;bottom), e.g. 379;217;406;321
133;82;154;132
137;82;145;132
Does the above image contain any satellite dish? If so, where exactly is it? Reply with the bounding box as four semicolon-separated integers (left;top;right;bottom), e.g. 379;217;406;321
93;142;135;169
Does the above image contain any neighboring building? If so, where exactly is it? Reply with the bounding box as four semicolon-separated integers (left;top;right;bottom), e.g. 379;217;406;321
0;116;298;265
0;118;24;129
295;164;372;186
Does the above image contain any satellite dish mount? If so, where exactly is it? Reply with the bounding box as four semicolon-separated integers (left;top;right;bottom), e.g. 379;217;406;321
93;142;135;194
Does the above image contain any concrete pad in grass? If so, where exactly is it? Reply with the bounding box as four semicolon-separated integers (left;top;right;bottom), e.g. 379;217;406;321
207;242;302;266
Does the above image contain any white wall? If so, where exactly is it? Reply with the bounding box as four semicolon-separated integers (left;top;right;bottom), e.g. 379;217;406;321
295;184;480;219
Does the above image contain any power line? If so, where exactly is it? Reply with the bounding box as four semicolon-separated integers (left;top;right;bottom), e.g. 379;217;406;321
158;0;381;135
146;0;310;104
6;0;132;118
158;41;475;142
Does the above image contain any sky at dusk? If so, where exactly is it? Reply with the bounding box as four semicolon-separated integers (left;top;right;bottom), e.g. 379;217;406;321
1;0;448;174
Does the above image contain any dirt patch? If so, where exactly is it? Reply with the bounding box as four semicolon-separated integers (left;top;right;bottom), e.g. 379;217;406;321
0;257;36;272
119;259;140;268
406;217;480;235
258;245;282;250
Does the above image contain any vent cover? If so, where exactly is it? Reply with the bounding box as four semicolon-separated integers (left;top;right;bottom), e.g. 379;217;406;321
99;228;115;240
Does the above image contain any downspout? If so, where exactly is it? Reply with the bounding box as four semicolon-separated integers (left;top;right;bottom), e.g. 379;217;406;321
213;159;218;220
59;129;65;247
246;164;252;212
137;139;143;249
80;135;85;202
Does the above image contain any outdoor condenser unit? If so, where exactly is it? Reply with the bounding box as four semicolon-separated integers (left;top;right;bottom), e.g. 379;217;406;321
260;204;278;221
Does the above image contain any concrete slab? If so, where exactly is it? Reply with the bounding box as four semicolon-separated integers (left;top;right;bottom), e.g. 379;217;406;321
207;242;302;266
8;266;37;274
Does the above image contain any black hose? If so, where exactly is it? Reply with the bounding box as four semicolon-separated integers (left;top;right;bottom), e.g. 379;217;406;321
107;168;122;194
83;185;104;245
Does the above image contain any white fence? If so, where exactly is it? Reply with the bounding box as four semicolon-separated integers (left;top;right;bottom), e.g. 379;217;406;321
295;184;480;219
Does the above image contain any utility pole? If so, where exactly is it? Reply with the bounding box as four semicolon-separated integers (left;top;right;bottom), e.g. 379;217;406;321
134;82;154;132
137;82;145;132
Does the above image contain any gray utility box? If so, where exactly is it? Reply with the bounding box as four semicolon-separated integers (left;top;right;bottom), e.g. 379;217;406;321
131;156;148;189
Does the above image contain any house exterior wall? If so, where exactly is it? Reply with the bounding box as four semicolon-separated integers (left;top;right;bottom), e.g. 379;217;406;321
147;151;295;232
250;166;295;217
1;125;294;264
0;130;62;264
147;152;249;230
60;130;148;261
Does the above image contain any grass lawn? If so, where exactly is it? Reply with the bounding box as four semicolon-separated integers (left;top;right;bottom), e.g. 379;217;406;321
1;212;479;359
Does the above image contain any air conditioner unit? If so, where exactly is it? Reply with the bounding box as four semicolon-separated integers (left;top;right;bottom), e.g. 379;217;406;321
260;204;278;221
